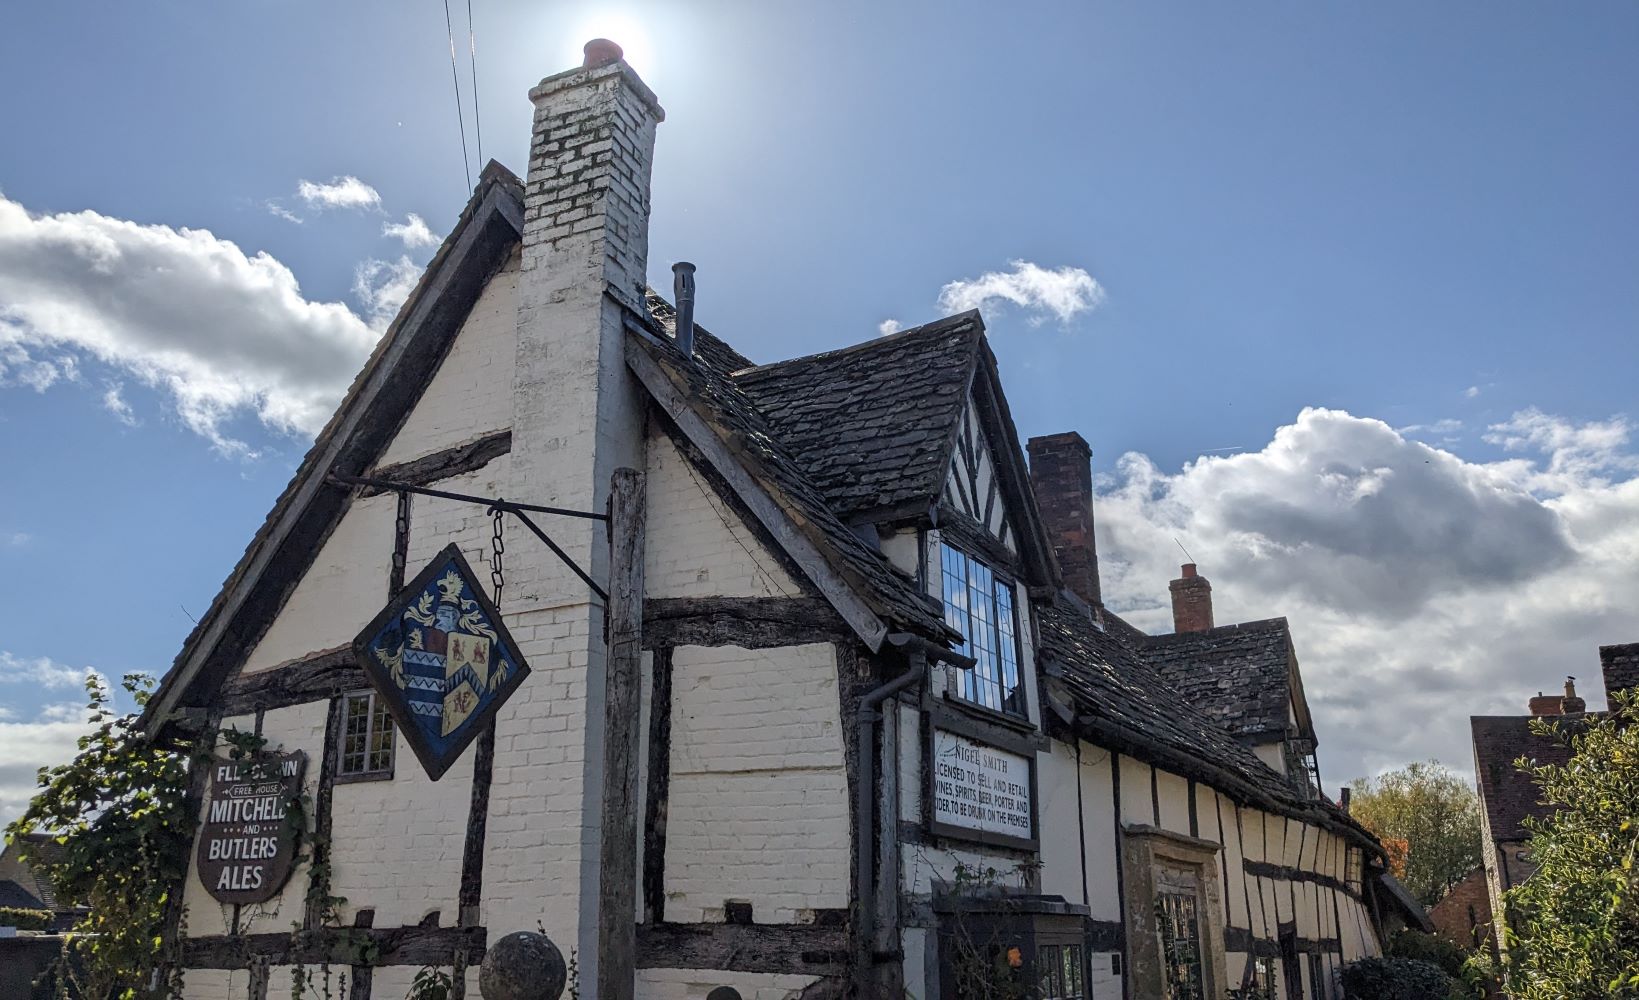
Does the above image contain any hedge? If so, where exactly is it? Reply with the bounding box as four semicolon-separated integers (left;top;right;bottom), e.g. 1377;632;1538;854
0;906;53;931
1341;956;1454;1000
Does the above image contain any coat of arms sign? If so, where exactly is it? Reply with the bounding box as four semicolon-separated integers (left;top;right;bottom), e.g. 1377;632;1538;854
352;543;530;779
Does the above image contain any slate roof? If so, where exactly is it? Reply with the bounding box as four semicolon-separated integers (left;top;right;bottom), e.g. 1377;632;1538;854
0;879;45;911
734;313;983;520
1471;714;1580;841
1143;619;1300;742
630;301;957;643
1035;597;1375;842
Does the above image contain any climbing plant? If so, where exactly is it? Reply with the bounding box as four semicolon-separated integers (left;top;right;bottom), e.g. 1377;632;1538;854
3;672;198;1000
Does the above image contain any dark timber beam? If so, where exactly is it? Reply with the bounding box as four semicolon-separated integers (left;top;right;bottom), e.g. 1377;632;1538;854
181;925;486;970
598;468;646;1000
358;430;512;496
217;648;365;717
635;922;848;977
641;597;849;649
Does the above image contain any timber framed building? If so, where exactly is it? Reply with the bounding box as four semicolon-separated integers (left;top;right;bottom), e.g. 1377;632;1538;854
144;41;1395;1000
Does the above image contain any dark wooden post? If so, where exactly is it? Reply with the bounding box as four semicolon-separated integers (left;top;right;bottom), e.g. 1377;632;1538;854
598;468;645;1000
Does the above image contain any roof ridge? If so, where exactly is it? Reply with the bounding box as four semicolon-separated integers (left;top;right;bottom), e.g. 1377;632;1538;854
730;309;983;382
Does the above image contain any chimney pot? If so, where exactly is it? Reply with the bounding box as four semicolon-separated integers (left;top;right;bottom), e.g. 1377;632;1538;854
582;38;624;67
1169;563;1214;633
1561;675;1586;714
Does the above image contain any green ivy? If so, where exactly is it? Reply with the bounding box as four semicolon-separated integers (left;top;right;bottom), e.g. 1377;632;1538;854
0;906;53;931
2;673;198;1000
1502;690;1639;999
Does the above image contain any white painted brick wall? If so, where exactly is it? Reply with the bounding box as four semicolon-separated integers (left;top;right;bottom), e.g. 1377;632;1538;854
376;248;519;466
645;435;802;599
663;643;849;923
635;968;817;1000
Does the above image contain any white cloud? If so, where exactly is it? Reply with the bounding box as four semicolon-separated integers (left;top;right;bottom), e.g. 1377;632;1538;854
0;191;380;454
354;256;422;331
0;700;95;831
1465;385;1481;399
266;201;304;225
0;651;100;691
296;176;381;212
1093;407;1639;785
878;319;903;337
937;259;1106;325
383;213;440;249
102;381;137;426
4;531;30;547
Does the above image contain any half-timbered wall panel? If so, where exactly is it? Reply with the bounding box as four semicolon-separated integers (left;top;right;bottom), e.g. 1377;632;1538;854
1038;741;1086;901
375;248;520;467
1080;744;1122;923
942;400;1015;552
663;643;849;923
1156;769;1192;835
644;435;802;600
1119;754;1154;826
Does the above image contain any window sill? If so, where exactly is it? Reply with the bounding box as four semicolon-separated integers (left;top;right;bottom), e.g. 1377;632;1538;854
942;692;1037;736
335;769;394;785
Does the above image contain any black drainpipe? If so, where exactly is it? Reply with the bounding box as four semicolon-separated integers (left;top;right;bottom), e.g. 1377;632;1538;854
854;633;975;990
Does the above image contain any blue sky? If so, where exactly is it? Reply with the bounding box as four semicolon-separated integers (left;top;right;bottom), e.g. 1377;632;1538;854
2;1;1636;823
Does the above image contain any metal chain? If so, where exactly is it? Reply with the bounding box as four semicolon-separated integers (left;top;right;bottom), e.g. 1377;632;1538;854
490;504;506;608
390;490;412;596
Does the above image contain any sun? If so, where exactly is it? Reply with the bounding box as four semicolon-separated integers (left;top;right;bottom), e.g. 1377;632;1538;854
563;10;655;79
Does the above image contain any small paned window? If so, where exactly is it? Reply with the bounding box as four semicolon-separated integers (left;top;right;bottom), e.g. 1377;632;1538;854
1155;864;1207;1000
1308;954;1325;1000
939;543;1026;717
1037;943;1087;999
1250;957;1279;999
339;691;394;778
1344;848;1362;892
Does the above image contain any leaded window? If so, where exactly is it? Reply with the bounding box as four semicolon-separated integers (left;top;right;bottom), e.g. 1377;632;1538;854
1155;864;1206;1000
1344;847;1362;892
939;543;1025;717
340;690;395;778
1037;943;1087;999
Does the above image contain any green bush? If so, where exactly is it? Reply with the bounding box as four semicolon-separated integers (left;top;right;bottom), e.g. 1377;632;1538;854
0;906;53;931
1385;929;1469;978
1341;956;1454;1000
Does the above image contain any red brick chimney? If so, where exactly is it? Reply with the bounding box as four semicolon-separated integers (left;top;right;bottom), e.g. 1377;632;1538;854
1169;564;1214;633
1027;432;1101;606
1528;690;1564;716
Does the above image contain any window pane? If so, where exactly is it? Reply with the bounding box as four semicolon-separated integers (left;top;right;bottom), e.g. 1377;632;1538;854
1038;944;1063;998
340;695;370;774
1065;944;1084;998
368;697;395;773
995;582;1022;714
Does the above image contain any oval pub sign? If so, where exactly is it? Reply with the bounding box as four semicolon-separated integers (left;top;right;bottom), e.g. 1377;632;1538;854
196;750;307;904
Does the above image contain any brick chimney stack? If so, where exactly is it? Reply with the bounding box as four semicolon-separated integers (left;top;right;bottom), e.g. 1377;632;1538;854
1528;691;1564;716
1560;676;1586;714
1027;432;1101;606
1169;564;1215;633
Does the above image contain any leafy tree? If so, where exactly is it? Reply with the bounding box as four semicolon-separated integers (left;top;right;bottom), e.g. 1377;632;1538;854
1348;760;1482;905
3;673;198;1000
1502;691;1639;999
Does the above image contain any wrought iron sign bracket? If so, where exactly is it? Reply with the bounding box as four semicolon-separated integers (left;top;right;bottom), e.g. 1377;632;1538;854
328;471;609;603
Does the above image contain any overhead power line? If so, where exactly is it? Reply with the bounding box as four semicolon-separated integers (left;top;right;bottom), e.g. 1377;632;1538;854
442;0;473;191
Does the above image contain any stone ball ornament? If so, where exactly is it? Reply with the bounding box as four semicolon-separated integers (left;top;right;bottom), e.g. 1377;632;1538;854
478;931;568;1000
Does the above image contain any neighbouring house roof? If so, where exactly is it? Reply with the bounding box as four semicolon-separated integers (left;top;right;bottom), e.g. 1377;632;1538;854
0;834;63;911
1143;618;1310;744
734;314;983;520
1035;597;1378;847
1471;714;1580;841
0;879;45;910
1374;872;1434;933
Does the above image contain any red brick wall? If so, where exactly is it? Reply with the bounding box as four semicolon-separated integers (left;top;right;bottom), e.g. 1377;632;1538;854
1429;867;1494;950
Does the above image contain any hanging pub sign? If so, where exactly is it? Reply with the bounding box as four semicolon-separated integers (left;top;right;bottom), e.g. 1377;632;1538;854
196;750;307;904
353;543;530;780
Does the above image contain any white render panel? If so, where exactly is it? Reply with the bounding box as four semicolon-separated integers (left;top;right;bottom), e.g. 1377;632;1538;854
1080;745;1122;922
1036;741;1084;904
1219;796;1250;930
1118;755;1153;826
663;643;849;922
376;249;520;466
238;493;393;676
635;968;818;999
1155;769;1192;835
644;433;803;599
